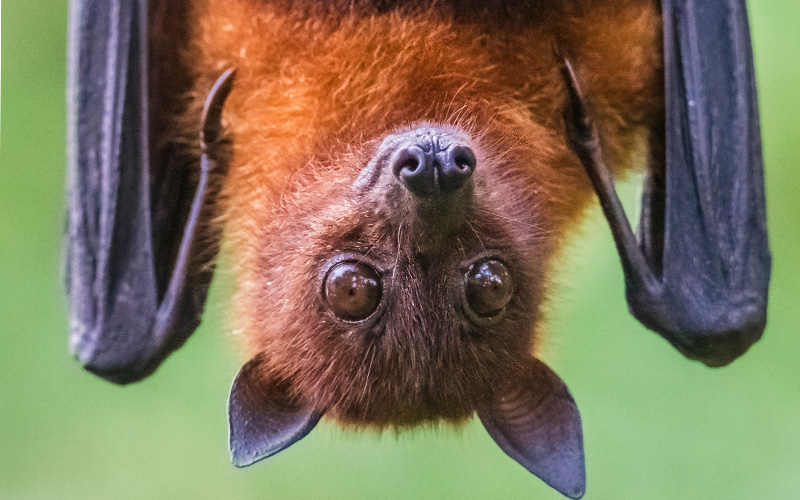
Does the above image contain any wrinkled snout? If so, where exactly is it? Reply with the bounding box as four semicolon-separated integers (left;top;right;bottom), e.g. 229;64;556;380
386;127;476;197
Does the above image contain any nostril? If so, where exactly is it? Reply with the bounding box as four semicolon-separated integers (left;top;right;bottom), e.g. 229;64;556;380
440;145;476;193
391;145;437;197
448;145;477;174
391;146;426;178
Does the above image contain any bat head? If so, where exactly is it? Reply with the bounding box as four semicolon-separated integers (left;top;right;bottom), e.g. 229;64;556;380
210;8;625;496
227;117;585;497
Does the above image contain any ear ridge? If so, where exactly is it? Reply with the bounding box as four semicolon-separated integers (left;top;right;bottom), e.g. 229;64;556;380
478;358;585;499
228;355;322;467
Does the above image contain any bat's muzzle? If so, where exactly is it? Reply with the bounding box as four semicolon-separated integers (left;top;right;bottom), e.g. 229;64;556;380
387;127;476;198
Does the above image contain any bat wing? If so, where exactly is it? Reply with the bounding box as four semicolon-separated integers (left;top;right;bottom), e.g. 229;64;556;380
563;0;770;367
65;0;232;383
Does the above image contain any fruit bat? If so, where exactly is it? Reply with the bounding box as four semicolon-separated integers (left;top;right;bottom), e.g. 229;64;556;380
65;0;770;498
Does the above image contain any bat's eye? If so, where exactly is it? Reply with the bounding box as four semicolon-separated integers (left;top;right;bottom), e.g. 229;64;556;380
324;262;382;321
465;259;513;317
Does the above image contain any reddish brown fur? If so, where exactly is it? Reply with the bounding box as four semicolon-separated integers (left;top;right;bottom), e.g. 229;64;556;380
166;0;663;429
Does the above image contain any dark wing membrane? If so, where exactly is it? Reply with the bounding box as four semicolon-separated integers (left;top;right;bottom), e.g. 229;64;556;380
563;0;770;367
66;0;157;381
66;0;223;383
629;0;770;366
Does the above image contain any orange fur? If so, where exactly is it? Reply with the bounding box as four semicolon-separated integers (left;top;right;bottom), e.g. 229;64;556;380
168;0;663;428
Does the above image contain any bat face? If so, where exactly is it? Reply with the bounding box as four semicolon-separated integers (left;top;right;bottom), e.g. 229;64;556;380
242;122;550;426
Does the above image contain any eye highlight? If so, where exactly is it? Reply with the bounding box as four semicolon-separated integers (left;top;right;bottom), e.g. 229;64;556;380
323;261;382;321
465;259;514;318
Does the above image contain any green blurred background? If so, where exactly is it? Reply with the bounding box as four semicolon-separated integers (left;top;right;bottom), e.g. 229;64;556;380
1;1;798;499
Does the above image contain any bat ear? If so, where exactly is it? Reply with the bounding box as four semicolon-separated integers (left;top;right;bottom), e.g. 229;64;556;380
228;355;322;467
478;358;585;499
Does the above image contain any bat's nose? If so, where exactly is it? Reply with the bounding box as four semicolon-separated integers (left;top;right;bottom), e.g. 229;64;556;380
388;128;476;197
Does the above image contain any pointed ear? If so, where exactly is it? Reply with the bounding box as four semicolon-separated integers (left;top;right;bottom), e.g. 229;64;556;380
478;358;585;499
228;355;322;467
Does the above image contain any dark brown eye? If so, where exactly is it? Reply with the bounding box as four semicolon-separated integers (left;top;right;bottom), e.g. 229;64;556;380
465;259;513;317
324;262;382;321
